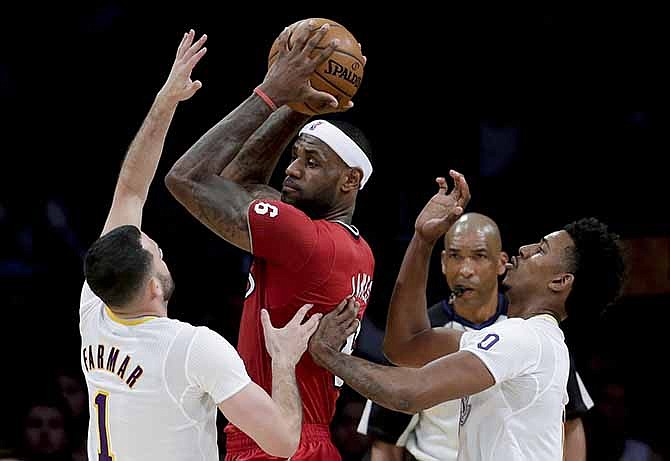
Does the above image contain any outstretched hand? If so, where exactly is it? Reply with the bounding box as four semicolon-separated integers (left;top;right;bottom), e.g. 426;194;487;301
414;170;471;244
261;20;353;113
261;304;322;367
159;30;208;104
309;297;360;365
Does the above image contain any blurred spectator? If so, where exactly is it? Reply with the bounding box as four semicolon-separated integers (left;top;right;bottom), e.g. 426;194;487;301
52;367;87;457
587;371;664;460
1;394;74;461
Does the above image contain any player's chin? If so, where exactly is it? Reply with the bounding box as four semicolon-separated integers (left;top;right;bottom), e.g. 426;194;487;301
280;189;299;204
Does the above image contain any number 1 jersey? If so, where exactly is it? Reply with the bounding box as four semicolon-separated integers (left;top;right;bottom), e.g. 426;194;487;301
79;282;251;461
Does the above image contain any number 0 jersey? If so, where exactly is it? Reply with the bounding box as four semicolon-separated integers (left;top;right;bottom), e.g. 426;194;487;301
457;315;570;461
79;281;251;461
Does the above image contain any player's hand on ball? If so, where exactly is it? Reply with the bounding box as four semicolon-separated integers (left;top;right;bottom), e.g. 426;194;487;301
309;297;360;364
261;21;340;111
261;304;322;367
159;29;207;104
266;18;365;114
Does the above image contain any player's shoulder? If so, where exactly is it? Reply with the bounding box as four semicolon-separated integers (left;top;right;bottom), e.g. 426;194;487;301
162;316;198;332
191;325;236;350
466;317;539;349
499;317;542;341
326;221;373;252
526;315;565;340
80;280;105;324
192;324;219;337
81;280;102;307
250;198;312;221
187;326;244;372
327;220;361;238
165;324;232;365
487;316;526;331
495;317;563;356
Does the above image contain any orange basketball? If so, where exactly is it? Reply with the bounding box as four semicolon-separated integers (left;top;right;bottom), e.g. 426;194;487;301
268;18;365;115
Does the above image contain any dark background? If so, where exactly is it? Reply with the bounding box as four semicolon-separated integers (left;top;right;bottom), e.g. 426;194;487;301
2;3;668;460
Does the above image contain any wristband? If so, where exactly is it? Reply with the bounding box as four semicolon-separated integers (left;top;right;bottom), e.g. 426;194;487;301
254;86;278;112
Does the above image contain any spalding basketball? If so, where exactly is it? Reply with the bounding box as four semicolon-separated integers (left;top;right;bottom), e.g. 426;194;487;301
268;18;364;115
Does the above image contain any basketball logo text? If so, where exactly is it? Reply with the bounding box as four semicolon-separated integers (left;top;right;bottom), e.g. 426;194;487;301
325;60;362;88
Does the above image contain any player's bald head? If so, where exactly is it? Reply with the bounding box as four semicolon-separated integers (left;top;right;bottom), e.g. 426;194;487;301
445;213;502;253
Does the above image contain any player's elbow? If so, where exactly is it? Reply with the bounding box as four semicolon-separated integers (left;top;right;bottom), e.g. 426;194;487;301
164;169;191;201
384;333;436;368
165;151;203;189
394;377;433;414
391;395;416;414
383;338;413;367
389;392;422;415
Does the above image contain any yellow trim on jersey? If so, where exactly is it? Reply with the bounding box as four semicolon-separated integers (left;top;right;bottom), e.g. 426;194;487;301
94;390;116;461
535;313;560;326
105;306;158;326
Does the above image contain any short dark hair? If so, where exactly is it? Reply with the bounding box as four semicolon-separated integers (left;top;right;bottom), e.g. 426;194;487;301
563;218;626;320
84;225;152;308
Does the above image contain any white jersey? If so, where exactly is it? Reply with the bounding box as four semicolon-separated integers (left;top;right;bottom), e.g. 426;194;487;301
403;313;508;461
457;315;569;461
79;282;251;461
356;297;510;461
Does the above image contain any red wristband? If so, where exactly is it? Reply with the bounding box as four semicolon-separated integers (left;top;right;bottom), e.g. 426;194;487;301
254;86;278;112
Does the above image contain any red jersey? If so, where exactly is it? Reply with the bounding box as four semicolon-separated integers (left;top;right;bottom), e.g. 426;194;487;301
225;199;375;459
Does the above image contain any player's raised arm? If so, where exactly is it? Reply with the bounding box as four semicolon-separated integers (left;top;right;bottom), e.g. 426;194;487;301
164;21;341;251
101;30;206;236
384;172;471;366
219;21;354;192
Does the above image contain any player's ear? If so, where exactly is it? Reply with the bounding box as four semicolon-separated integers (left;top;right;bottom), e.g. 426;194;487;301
498;252;509;276
148;276;163;300
548;273;574;293
342;167;362;192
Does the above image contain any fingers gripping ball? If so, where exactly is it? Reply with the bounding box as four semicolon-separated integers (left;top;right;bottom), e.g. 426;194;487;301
268;18;365;114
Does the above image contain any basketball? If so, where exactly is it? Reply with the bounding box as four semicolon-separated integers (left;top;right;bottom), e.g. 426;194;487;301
268;18;365;115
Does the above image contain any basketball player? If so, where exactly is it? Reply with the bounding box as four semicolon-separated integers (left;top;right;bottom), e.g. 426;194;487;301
165;20;374;461
309;171;625;460
80;30;319;461
357;213;595;461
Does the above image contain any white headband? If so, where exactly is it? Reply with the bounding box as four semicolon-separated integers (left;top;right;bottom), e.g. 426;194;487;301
299;120;373;189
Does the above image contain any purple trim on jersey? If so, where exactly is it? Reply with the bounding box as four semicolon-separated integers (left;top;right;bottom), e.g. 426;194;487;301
440;292;508;329
94;393;113;461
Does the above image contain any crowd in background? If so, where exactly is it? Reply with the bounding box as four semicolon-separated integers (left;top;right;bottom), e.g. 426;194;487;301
2;4;669;460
